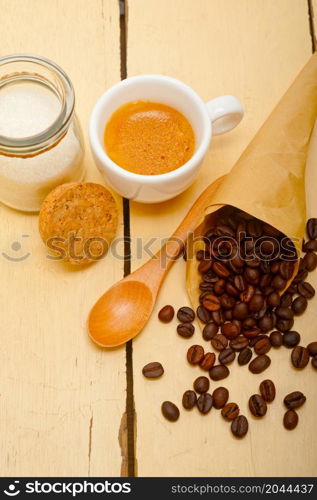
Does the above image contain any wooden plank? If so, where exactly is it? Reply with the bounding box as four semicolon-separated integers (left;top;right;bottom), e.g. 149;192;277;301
0;0;124;476
127;0;315;476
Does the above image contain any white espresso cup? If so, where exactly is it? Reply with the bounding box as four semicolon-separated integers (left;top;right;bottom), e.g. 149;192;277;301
89;75;243;203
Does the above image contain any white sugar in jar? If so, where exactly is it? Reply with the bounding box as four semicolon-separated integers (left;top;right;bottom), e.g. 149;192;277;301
0;55;85;211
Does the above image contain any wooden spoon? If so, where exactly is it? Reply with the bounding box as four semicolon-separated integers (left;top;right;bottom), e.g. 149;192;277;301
88;176;224;347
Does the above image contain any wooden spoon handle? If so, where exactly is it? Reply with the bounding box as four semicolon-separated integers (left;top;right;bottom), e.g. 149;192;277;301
129;175;225;293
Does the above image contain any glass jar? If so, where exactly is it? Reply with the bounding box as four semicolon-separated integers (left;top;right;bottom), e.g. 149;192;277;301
0;54;85;211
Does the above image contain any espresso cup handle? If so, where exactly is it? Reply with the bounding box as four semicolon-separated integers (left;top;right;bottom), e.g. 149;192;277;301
206;95;244;135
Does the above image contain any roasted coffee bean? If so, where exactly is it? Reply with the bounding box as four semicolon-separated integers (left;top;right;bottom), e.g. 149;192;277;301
202;322;218;340
219;348;236;365
291;296;308;315
271;261;280;274
283;330;300;348
312;356;317;369
231;254;245;271
161;401;180;422
263;222;282;237
198;259;212;274
261;260;272;274
200;352;216;370
270;331;283;347
242;317;257;329
258;314;274;333
259;238;277;256
177;323;195;338
211;309;225;325
193;376;210;394
271;274;287;291
267;291;281;308
240;284;255;303
271;311;277;328
233;302;249;320
245;267;260;285
249;334;268;348
230;336;249;351
243;327;261;339
283;410;298;430
211;334;228;351
220;294;236;310
249;355;271;374
197;305;212;323
214;279;226;295
187;345;204;365
238;347;253;365
213;261;230;278
212;387;229;409
226;282;240;297
224;309;233;321
254;337;271;355
303;239;317;252
221;402;239;420
249;394;267;417
291;346;310;369
199;282;214;293
209;364;230;381
197;392;213;414
252;301;267;320
304;251;317;271
215;223;235;237
203;270;219;283
142;362;164;378
158;305;175;323
234;275;247;292
182;390;197;410
247;219;263;237
284;391;306;409
279;261;295;280
276;307;294;320
298;281;315;299
196;249;208;261
177;306;195;323
248;293;265;312
259;379;276;402
202;294;221;312
259;274;271;289
221;322;240;339
307;342;317;356
247;255;261;269
231;415;248;438
307;218;317;239
236;210;254;221
280;293;293;308
276;318;294;332
294;269;308;284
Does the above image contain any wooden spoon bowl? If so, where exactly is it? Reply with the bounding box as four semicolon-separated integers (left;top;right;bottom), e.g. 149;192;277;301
88;176;224;347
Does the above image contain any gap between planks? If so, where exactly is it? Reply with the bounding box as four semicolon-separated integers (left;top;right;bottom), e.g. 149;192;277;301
308;0;317;52
119;0;137;478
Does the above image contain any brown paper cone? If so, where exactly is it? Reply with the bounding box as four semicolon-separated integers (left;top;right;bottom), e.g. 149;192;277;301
186;52;317;314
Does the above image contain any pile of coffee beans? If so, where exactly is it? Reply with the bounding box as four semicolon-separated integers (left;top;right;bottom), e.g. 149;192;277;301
193;208;316;373
154;210;316;436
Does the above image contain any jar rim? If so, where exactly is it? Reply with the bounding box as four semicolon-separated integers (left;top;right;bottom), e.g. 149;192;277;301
0;54;75;156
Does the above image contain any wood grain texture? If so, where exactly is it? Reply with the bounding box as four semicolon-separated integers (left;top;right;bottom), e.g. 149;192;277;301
126;0;316;476
0;0;124;476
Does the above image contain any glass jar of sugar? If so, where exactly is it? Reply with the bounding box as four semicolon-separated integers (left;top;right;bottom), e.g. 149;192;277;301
0;54;85;211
